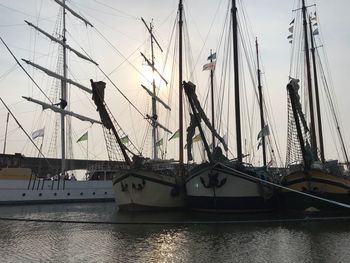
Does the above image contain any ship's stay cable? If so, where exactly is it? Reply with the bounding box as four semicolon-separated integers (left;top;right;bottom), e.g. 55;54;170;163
0;37;53;104
0;98;53;170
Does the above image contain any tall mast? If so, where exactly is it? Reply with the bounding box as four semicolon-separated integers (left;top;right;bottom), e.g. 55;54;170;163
3;112;9;154
149;21;158;160
60;0;68;175
301;0;318;160
309;18;325;163
209;50;215;150
255;38;266;167
178;0;184;171
232;0;242;162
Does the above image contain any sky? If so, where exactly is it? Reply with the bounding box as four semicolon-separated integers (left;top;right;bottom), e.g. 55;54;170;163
0;0;350;167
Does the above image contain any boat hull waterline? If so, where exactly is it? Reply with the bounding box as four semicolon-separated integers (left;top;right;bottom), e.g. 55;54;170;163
113;169;184;211
186;163;275;213
281;169;350;212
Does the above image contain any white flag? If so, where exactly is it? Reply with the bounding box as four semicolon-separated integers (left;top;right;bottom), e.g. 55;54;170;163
203;61;216;71
288;26;294;33
257;125;270;140
32;128;45;140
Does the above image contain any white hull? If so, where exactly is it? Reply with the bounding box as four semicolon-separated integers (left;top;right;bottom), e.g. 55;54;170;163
186;163;274;212
0;179;114;204
113;169;184;211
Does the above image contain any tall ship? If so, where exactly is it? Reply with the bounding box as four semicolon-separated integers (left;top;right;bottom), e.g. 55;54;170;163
184;0;278;212
281;0;350;212
0;0;119;204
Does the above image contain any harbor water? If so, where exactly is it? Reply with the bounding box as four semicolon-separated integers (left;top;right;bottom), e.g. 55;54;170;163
1;202;350;262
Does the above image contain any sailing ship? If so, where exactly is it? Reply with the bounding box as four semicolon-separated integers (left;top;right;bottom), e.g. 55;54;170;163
184;0;276;212
91;2;189;210
281;0;350;212
0;0;117;204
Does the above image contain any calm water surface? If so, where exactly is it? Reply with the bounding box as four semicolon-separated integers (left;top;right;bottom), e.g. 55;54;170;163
0;202;350;263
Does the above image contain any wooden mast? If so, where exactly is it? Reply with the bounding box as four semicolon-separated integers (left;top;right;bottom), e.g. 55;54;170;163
232;0;242;162
178;0;184;173
60;0;67;175
149;21;158;160
301;0;318;160
3;112;9;154
255;38;267;167
309;18;325;163
210;49;215;150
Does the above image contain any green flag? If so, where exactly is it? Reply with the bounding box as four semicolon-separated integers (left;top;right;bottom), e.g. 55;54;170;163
156;138;163;147
168;130;180;141
121;135;129;144
77;131;88;143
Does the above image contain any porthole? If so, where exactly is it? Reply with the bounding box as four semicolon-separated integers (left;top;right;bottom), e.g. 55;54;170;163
92;192;96;195
104;192;107;195
22;193;26;197
67;193;70;196
39;193;42;196
80;192;83;196
54;193;57;196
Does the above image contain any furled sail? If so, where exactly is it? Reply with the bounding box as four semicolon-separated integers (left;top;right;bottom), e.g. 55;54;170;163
24;21;98;66
141;84;171;111
54;0;93;27
22;96;101;124
22;59;92;94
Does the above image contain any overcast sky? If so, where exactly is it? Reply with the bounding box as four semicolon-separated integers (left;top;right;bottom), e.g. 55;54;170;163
0;0;349;165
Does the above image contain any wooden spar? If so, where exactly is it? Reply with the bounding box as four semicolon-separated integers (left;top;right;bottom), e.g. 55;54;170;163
309;18;325;163
302;0;318;160
209;50;215;150
232;0;242;162
178;0;184;173
255;38;267;167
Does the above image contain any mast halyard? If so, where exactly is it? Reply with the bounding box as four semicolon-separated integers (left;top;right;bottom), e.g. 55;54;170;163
301;0;318;161
255;38;267;167
309;17;325;163
178;0;184;172
232;0;242;163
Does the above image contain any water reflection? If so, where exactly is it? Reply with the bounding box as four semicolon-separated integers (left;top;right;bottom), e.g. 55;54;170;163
1;203;350;262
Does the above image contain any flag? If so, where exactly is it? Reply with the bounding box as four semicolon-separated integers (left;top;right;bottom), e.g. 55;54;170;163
257;139;263;150
289;18;295;25
202;61;216;71
184;134;202;149
120;135;129;144
313;23;318;27
312;28;319;35
267;159;273;167
32;128;44;140
288;26;294;33
77;131;88;142
257;125;270;140
156;138;163;147
168;130;180;141
207;52;217;61
289;40;293;44
192;134;202;143
287;34;293;39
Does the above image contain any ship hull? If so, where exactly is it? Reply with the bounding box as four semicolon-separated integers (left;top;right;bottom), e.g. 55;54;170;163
0;179;114;204
280;169;350;212
112;169;184;211
185;163;275;213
